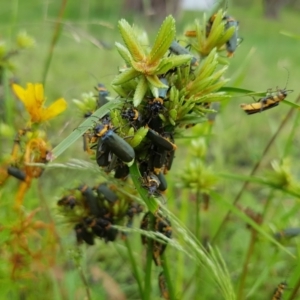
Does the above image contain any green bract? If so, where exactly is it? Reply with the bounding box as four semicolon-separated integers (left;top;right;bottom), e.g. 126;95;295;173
112;16;192;106
185;10;237;57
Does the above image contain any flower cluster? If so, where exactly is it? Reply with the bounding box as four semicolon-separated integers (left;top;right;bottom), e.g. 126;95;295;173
184;10;241;58
1;83;67;207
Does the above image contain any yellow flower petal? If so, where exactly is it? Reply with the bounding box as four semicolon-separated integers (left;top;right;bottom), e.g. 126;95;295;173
34;83;44;106
25;83;38;109
41;98;67;121
12;83;66;124
12;84;26;104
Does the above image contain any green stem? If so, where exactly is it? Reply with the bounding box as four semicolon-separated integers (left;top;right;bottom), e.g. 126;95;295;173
286;258;300;300
78;266;92;300
237;231;257;300
261;190;274;218
195;188;201;297
195;188;201;241
161;252;176;300
2;69;13;126
124;237;144;297
74;248;91;300
1;0;19;125
282;106;300;157
288;273;300;300
42;0;68;85
211;93;300;244
175;188;188;296
144;213;154;300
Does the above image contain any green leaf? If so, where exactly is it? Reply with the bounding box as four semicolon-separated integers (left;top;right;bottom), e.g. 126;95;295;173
200;79;230;95
188;77;214;95
158;113;167;122
194;61;218;85
118;19;145;62
111;85;129;98
155;60;173;75
146;74;168;88
194;93;231;103
178;114;206;125
148;15;175;65
211;66;228;82
161;55;193;70
52;99;122;158
112;68;140;85
195;18;203;43
149;85;159;98
196;49;218;80
115;42;133;66
210;10;223;33
128;126;149;148
169;108;177;123
169;117;176;126
219;87;257;94
219;173;300;198
217;26;235;45
282;99;300;109
179;102;195;117
72;99;85;110
207;19;225;48
133;76;148;107
280;30;300;40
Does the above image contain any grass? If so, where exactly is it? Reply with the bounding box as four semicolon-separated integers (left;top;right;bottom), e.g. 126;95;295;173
1;0;300;299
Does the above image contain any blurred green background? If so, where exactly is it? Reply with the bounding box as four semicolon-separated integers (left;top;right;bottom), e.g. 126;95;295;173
1;0;300;299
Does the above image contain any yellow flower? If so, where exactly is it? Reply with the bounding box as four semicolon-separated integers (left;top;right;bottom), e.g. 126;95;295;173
12;83;67;124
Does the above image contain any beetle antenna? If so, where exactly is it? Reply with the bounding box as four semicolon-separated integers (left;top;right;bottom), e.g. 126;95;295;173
282;67;289;90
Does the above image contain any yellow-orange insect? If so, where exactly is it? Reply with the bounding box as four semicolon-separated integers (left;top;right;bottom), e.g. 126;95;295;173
272;281;287;300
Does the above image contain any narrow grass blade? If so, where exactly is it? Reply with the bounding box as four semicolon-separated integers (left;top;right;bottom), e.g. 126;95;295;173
52;99;122;158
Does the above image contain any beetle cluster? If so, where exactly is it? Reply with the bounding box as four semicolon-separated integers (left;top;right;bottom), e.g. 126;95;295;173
57;183;143;245
73;10;238;201
80;80;177;198
63;13;238;296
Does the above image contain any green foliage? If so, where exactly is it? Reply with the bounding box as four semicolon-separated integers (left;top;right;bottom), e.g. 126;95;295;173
1;1;300;300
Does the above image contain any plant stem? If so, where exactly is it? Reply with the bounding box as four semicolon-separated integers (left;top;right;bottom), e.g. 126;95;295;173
5;0;19;133
161;252;176;300
143;213;154;300
75;250;91;300
261;190;275;218
288;275;300;300
283;106;300;157
124;237;144;297
42;0;68;85
237;231;257;300
78;267;92;300
195;188;201;242
195;188;201;297
211;94;300;244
